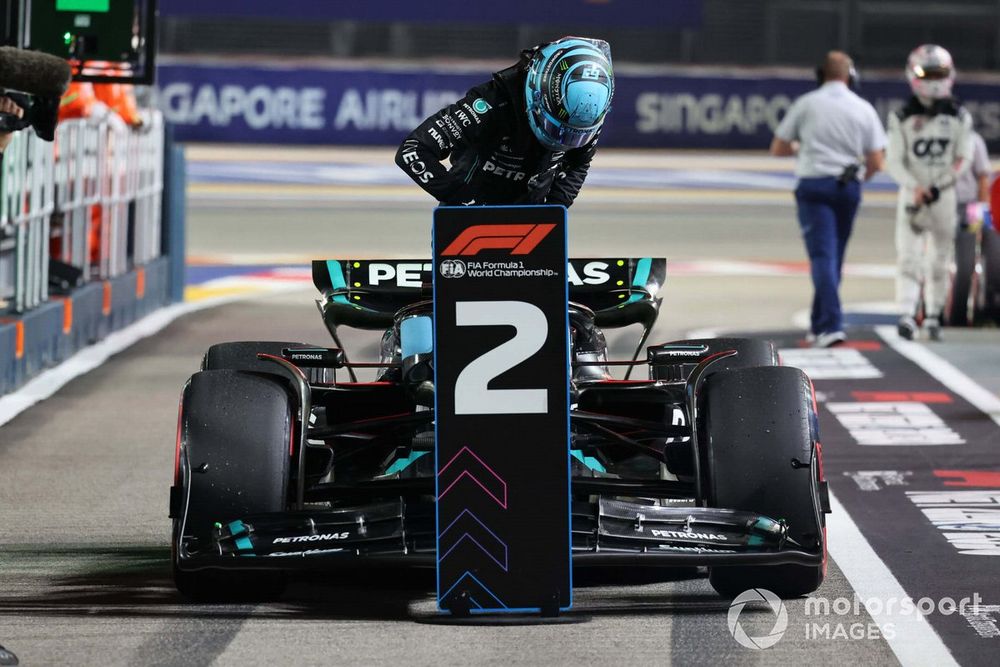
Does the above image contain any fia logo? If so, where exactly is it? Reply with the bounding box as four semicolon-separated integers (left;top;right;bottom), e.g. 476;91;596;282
439;259;467;278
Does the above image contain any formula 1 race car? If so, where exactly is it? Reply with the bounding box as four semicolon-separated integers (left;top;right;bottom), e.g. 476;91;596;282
945;201;1000;327
170;257;830;601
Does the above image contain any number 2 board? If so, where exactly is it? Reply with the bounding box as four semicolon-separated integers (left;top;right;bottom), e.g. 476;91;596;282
433;205;571;614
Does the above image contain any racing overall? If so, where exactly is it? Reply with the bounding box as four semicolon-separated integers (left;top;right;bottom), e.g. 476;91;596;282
886;97;973;319
395;56;597;207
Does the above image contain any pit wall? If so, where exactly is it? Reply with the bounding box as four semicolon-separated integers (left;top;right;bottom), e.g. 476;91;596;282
0;113;185;395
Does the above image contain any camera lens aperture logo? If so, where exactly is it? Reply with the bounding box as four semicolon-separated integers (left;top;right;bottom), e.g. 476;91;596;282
0;643;19;666
728;588;788;649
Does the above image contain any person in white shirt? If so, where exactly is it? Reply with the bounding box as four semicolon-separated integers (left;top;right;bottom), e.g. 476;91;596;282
885;44;974;341
771;51;887;348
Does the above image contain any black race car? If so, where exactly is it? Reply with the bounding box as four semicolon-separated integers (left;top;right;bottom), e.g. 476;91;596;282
945;202;1000;327
170;257;829;601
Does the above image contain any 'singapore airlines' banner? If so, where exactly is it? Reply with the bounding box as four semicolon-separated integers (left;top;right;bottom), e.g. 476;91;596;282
155;62;1000;151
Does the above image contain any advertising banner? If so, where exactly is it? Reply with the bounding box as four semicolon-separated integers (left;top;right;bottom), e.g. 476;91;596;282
156;63;1000;152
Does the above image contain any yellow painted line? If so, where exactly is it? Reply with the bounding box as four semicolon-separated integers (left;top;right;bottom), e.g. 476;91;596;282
184;284;271;302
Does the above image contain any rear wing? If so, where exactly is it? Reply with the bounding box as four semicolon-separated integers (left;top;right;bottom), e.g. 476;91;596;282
313;258;666;330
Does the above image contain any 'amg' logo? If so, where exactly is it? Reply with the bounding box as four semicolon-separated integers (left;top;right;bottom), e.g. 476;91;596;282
441;224;556;256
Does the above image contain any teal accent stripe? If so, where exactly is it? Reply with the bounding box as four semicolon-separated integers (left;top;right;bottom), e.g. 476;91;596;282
464;156;480;184
326;260;347;289
632;257;652;288
571;449;606;473
326;260;351;305
386;450;430;475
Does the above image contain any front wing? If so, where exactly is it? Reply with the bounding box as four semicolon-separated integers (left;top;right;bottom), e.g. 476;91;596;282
174;494;824;572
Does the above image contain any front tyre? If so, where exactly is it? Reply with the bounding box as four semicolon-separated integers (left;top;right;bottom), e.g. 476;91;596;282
173;369;293;602
702;366;826;599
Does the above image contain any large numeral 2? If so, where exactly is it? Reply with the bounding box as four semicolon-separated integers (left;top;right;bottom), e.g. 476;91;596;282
454;301;548;415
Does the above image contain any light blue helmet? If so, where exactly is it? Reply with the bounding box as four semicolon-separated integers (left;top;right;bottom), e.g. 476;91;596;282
525;37;614;151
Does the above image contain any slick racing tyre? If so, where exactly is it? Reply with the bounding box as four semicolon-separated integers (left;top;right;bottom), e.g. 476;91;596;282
945;230;976;326
703;366;825;599
648;337;778;382
173;369;292;602
982;226;1000;324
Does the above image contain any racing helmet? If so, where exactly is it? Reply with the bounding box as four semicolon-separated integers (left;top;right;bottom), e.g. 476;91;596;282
906;44;955;101
525;37;614;151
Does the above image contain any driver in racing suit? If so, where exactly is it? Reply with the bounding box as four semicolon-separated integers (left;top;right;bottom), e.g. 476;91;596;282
395;37;613;207
885;44;974;340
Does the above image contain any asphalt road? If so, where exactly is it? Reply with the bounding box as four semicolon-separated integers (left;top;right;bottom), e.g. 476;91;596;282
0;295;898;667
1;149;995;665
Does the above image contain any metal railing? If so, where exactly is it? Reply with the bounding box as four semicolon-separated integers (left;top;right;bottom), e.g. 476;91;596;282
0;111;165;314
1;128;54;313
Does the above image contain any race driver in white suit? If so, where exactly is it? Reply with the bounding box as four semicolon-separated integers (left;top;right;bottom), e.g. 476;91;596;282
885;44;974;341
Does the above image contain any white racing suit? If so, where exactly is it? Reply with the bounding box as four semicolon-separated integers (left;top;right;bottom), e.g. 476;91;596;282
886;97;973;318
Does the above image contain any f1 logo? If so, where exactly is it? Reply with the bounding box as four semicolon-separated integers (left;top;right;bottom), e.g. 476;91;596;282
440;224;556;256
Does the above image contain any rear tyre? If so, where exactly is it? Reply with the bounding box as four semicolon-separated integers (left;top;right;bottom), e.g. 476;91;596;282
202;340;311;372
173;369;293;602
703;366;825;599
648;337;778;382
945;230;976;326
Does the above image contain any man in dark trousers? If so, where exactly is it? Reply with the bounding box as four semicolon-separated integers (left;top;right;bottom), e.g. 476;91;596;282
396;36;613;207
771;51;887;348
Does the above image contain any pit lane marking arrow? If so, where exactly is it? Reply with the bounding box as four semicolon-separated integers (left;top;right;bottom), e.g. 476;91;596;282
440;571;507;610
437;445;508;508
438;508;509;571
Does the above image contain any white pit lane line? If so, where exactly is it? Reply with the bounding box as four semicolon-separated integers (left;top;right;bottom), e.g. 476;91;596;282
875;324;1000;427
826;491;958;667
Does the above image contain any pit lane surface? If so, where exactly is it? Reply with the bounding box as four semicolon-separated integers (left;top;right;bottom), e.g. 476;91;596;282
1;148;997;665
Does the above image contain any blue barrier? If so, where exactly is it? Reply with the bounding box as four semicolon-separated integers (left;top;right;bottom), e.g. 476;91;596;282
0;257;171;395
156;62;1000;152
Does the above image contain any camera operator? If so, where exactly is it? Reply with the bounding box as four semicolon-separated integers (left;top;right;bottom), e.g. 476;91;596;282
0;95;24;154
0;46;73;146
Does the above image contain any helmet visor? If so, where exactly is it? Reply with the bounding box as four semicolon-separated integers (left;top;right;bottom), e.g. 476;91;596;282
530;106;601;150
913;64;952;80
